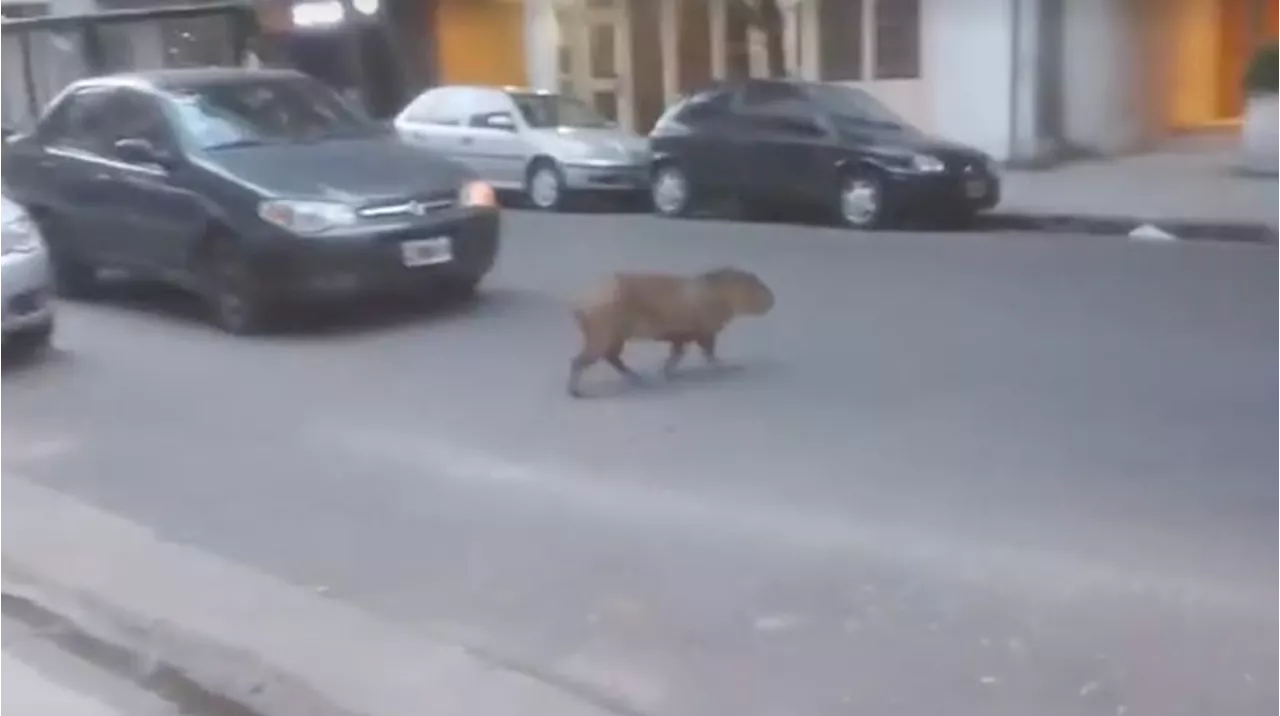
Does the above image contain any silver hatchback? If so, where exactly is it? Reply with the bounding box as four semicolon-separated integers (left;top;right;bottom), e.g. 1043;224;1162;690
1;192;55;354
394;87;650;210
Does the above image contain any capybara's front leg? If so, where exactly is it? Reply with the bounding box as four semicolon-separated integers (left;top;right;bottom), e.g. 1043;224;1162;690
696;332;720;365
663;341;687;378
567;353;596;398
605;342;643;382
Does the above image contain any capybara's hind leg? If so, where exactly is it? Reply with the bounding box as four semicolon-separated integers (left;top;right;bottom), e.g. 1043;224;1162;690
567;352;597;398
663;341;687;378
605;342;643;382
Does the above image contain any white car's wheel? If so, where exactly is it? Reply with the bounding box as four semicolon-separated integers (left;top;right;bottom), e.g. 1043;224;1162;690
526;161;566;211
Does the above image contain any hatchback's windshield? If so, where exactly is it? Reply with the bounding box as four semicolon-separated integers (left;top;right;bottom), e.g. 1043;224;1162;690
168;78;377;150
805;84;915;133
508;93;612;129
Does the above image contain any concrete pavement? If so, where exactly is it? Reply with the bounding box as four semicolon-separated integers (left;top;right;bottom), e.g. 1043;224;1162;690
994;136;1278;241
3;654;124;716
3;212;1277;715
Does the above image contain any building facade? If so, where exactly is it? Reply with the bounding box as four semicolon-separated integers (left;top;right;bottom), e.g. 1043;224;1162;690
520;0;1279;163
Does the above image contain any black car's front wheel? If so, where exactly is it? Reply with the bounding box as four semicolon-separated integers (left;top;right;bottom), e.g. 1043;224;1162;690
650;163;694;218
200;239;273;335
835;171;888;230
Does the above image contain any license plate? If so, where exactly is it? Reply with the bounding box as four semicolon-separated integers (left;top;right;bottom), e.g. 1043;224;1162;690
400;236;452;267
965;178;987;198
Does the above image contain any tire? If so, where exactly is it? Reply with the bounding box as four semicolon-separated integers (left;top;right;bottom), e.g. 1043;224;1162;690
526;159;568;211
650;162;694;218
4;319;54;358
835;170;889;230
440;274;481;303
199;238;273;335
34;212;100;299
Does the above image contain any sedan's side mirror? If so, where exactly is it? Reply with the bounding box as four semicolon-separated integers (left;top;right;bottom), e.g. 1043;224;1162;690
114;137;173;167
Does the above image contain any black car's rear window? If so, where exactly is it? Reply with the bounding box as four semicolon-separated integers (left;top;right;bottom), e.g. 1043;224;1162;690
165;77;377;150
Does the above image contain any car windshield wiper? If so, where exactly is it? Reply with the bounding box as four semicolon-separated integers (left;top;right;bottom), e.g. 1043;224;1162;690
205;138;268;150
835;115;903;131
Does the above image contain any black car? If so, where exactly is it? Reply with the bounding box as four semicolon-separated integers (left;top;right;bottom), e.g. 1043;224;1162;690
647;78;1000;229
3;68;501;334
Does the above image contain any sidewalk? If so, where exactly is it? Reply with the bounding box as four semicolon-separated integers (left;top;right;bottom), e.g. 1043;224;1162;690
3;653;124;716
990;136;1278;242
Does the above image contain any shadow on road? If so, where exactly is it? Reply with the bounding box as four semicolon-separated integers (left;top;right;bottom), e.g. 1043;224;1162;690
58;279;558;339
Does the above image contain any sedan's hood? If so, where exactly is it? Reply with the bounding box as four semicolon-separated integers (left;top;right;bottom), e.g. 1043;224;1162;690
527;126;650;163
202;136;474;201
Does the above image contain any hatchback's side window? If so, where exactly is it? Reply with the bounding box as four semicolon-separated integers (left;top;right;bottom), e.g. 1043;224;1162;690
403;89;463;126
673;89;732;126
735;82;828;140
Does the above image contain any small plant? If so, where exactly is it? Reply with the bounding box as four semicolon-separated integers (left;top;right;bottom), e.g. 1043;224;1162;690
1243;42;1278;95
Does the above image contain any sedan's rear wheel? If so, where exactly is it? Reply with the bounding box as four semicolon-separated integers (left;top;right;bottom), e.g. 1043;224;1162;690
837;172;888;230
35;212;100;299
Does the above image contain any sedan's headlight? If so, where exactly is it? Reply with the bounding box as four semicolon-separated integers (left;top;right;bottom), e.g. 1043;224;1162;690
258;199;357;235
1;214;41;255
910;153;946;173
459;180;497;208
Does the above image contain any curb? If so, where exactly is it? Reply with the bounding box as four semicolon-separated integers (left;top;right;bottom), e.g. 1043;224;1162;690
1;476;624;716
981;213;1278;244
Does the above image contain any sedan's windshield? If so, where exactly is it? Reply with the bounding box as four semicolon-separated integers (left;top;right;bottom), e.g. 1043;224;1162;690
508;93;612;129
804;84;916;133
167;78;378;150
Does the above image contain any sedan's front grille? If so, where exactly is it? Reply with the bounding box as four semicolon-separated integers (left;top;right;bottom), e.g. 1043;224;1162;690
358;191;456;219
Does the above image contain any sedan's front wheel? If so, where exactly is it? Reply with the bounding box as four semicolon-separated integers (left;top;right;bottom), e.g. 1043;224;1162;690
526;161;567;211
201;241;273;335
836;172;888;230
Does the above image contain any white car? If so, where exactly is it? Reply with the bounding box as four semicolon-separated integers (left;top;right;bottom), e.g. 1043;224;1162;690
394;86;651;211
2;192;55;354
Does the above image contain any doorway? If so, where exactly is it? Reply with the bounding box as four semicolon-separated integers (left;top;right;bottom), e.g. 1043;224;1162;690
555;0;632;128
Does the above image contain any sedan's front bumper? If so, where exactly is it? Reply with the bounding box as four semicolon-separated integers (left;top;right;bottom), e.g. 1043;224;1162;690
1;247;55;336
561;161;650;192
250;206;501;302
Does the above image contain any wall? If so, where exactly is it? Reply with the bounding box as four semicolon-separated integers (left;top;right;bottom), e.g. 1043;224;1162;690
434;0;524;86
923;0;1017;159
1059;0;1152;153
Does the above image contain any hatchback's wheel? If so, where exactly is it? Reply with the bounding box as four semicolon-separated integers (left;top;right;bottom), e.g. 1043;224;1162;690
526;161;567;211
836;172;887;229
201;241;271;335
651;163;693;217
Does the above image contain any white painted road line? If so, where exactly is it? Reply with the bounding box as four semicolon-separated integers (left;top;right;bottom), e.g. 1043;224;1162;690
2;653;122;716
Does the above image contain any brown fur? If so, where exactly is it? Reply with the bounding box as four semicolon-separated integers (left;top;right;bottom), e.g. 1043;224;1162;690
567;266;774;397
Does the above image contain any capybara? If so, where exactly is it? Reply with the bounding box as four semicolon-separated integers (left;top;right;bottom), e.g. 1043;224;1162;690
567;266;775;397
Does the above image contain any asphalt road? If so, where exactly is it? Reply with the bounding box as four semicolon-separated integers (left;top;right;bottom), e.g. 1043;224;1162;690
4;211;1277;716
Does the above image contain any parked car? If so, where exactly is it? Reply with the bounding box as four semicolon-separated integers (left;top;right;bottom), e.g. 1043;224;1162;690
648;78;1001;229
394;86;650;211
2;191;56;354
3;68;501;335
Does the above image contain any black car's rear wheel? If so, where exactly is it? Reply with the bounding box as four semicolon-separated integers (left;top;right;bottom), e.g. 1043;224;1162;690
200;240;273;335
836;171;888;230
